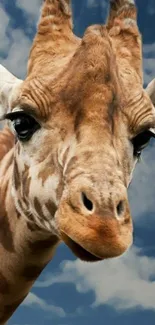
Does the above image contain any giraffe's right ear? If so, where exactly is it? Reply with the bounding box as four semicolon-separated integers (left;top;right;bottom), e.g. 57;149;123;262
145;79;155;136
145;79;155;106
0;64;23;120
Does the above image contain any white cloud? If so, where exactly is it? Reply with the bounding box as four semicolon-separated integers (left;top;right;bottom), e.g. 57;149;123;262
147;0;155;16
0;6;10;53
0;4;32;79
87;0;106;9
87;0;99;8
143;43;155;85
0;4;32;131
129;141;155;222
144;43;155;56
1;29;31;79
23;292;66;317
15;0;42;21
36;246;155;311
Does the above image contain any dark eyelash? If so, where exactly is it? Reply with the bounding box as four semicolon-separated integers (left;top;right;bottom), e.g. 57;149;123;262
5;111;28;121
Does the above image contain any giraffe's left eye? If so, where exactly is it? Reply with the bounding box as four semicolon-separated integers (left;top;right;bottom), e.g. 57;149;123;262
5;112;40;141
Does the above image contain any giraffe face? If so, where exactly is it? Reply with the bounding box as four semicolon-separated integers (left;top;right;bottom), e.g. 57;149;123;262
1;0;155;262
6;24;155;262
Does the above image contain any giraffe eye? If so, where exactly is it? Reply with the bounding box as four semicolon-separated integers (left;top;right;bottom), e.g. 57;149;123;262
5;112;40;141
132;130;155;158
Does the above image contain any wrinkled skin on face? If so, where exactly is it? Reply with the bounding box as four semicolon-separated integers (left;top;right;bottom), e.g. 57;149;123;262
1;0;155;262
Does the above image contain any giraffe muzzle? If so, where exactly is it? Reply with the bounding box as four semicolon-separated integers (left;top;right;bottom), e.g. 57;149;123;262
56;189;133;261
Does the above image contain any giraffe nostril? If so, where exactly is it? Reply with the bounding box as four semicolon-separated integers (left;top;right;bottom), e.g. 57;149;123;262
116;200;125;216
81;192;94;212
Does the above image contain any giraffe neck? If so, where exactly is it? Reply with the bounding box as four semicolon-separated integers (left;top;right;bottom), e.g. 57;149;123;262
0;138;59;324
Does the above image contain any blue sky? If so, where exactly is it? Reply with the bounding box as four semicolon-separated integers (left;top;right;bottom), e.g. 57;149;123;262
0;0;155;324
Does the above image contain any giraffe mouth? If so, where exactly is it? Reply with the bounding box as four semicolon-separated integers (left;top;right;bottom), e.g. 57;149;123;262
61;232;102;262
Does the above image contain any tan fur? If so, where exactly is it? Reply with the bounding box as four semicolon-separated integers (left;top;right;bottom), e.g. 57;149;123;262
0;1;155;323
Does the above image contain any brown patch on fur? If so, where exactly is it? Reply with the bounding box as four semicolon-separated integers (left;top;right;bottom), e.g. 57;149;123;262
21;264;46;281
16;209;21;219
34;197;45;219
74;109;85;132
17;142;21;155
0;272;10;294
27;221;41;232
24;210;34;221
21;165;31;203
38;166;55;185
56;179;64;201
28;235;58;252
13;160;20;190
0;212;14;252
0;127;15;162
108;92;118;128
45;200;57;217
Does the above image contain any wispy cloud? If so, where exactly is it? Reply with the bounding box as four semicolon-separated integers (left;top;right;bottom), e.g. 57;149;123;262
1;29;31;78
36;246;155;312
147;0;155;16
0;7;10;53
15;0;42;21
87;0;106;9
129;141;155;222
143;43;155;85
23;292;66;317
0;3;31;79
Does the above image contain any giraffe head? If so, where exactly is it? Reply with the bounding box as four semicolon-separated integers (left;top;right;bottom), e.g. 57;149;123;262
0;0;155;262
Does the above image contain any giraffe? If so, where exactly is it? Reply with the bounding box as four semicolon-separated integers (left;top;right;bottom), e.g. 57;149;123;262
0;0;155;323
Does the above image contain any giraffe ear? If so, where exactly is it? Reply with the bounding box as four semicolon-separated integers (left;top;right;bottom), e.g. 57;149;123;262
145;79;155;134
145;79;155;106
0;65;23;120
